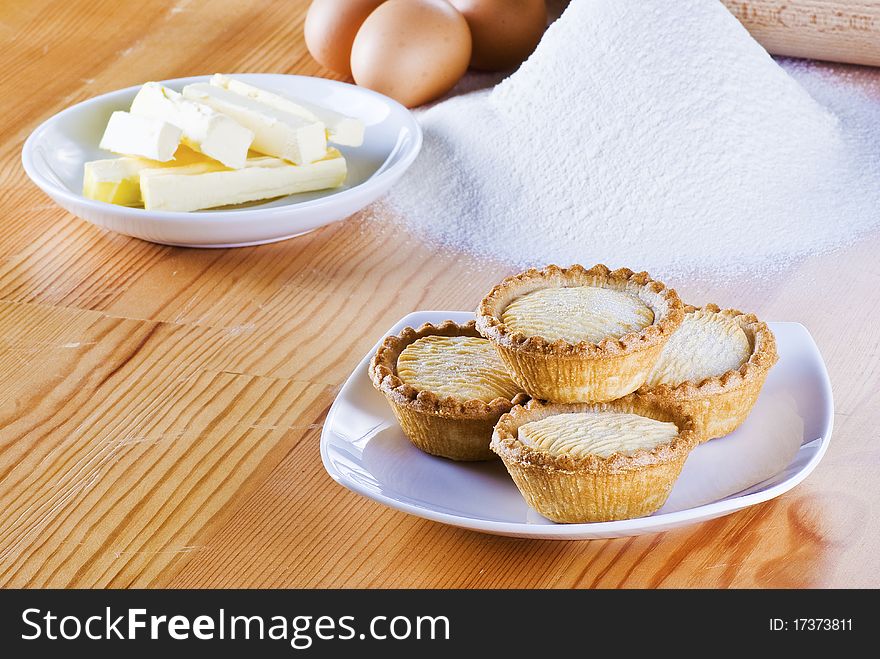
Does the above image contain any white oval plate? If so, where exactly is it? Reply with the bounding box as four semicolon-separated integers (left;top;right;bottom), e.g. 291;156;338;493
320;310;833;540
21;74;421;247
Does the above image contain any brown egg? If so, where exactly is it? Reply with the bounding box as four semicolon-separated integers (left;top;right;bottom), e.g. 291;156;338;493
449;0;547;71
304;0;387;77
350;0;472;108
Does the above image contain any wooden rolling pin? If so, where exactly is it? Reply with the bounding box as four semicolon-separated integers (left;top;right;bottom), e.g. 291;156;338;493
721;0;880;67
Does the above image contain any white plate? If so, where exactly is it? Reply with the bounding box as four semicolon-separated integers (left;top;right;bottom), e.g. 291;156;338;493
21;74;421;247
320;311;833;540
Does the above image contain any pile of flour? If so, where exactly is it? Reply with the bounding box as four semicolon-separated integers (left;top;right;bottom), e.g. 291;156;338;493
387;0;880;277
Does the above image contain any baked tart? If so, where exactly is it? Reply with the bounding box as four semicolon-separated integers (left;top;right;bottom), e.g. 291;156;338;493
638;304;778;441
491;397;698;523
476;264;684;403
370;320;528;461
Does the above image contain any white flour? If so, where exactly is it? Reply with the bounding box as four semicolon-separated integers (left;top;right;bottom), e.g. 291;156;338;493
387;0;880;277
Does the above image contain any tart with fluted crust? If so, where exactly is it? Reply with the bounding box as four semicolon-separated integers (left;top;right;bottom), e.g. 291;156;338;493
637;304;778;442
370;320;528;461
491;397;698;523
476;264;684;403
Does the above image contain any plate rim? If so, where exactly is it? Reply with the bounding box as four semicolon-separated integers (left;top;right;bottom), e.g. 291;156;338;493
320;310;834;539
21;72;423;222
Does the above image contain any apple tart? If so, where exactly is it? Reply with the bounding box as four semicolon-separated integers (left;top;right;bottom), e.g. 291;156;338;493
370;320;527;461
476;264;684;403
491;397;698;522
638;304;778;441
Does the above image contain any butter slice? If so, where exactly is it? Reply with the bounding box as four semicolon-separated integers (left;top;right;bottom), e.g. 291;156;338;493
130;82;254;169
82;147;214;205
99;111;181;161
182;82;327;165
211;74;365;147
83;157;152;206
140;148;347;212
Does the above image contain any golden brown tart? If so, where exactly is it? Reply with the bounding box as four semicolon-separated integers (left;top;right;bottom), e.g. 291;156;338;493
476;264;684;403
369;320;527;461
638;304;778;442
491;397;698;523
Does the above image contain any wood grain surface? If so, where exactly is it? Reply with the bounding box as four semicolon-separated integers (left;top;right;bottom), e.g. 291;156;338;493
0;0;877;588
723;0;880;67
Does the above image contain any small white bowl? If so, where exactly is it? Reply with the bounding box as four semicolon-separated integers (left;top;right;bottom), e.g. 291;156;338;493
22;74;422;247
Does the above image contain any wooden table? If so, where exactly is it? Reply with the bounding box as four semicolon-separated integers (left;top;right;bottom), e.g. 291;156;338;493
1;0;877;589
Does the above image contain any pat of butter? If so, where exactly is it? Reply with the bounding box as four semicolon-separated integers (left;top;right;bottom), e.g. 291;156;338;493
83;157;152;206
211;74;365;147
182;82;327;165
140;148;347;212
82;147;210;205
130;82;254;169
99;111;181;161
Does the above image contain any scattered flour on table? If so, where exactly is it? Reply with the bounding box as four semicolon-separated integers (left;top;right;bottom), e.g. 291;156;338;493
386;0;880;278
